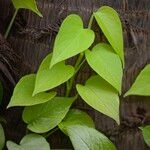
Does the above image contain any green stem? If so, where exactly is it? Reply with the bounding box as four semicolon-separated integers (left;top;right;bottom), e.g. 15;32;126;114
65;14;94;97
65;53;84;97
74;52;84;69
75;59;86;74
4;9;18;39
88;14;94;29
68;59;86;93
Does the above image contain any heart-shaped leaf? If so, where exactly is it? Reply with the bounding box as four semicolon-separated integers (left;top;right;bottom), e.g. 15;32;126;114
76;75;120;124
66;125;116;150
94;6;124;65
7;134;50;150
59;109;95;134
0;124;5;150
8;74;56;108
33;54;74;95
23;97;76;133
50;14;95;67
140;126;150;147
125;64;150;96
12;0;42;17
85;43;123;93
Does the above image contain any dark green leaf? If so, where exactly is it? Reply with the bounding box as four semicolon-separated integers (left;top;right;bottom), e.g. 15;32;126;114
94;6;124;65
12;0;42;17
23;97;75;133
33;54;74;95
125;64;150;96
66;125;116;150
7;134;50;150
85;43;123;93
8;74;56;108
50;14;95;67
76;75;120;124
0;124;5;150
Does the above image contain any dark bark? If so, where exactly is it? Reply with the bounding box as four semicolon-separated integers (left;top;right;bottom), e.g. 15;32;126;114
0;0;150;149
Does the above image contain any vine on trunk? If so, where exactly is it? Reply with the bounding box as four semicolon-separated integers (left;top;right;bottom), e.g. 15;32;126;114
0;0;150;149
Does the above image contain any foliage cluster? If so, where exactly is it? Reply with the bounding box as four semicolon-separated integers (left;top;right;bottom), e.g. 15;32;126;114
0;0;150;149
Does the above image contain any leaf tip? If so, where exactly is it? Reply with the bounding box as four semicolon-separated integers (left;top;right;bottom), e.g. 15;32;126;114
38;12;43;18
121;57;125;69
49;60;55;69
32;90;37;97
116;118;120;125
138;127;143;131
7;103;12;109
123;92;129;98
76;84;80;90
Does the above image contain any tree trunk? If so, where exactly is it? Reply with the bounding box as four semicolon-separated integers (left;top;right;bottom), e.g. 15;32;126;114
0;0;150;149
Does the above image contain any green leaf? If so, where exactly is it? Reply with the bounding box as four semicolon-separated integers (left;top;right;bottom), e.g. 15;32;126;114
0;124;5;150
85;43;123;93
140;126;150;147
33;54;74;95
22;97;75;133
50;14;95;68
0;81;3;105
7;134;50;150
66;125;116;150
125;65;150;96
59;109;95;134
76;75;120;124
94;6;124;65
8;74;56;108
12;0;42;17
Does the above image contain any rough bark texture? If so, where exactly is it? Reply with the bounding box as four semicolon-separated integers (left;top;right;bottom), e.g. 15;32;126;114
0;0;150;150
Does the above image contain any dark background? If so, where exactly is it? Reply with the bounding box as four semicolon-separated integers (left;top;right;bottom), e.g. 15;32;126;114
0;0;150;149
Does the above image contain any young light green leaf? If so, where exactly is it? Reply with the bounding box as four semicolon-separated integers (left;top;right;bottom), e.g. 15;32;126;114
50;14;95;68
76;75;120;124
33;54;74;95
22;97;76;133
12;0;42;17
59;109;95;134
7;134;50;150
85;43;123;93
66;125;116;150
0;124;5;150
125;64;150;97
8;74;56;108
140;126;150;147
94;6;124;65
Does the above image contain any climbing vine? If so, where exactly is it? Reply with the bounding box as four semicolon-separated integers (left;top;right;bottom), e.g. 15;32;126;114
0;0;150;149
